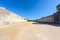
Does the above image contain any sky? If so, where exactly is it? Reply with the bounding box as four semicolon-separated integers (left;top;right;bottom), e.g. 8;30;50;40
0;0;60;20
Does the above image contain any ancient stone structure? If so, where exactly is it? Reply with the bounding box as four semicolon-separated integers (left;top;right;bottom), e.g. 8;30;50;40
36;15;54;22
0;7;27;25
36;12;60;23
53;12;60;23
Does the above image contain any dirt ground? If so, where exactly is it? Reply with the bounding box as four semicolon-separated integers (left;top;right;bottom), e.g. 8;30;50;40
0;22;60;40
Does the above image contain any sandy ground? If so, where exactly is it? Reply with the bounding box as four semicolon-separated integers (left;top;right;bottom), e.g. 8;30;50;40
0;22;60;40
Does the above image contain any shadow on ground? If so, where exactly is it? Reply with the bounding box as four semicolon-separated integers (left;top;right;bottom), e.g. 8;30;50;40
33;22;60;27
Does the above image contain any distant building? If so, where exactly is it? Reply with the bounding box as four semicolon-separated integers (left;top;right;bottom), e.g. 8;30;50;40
35;15;54;23
35;13;60;23
35;4;60;23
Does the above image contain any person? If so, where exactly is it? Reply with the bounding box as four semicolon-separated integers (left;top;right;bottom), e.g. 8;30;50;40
53;4;60;23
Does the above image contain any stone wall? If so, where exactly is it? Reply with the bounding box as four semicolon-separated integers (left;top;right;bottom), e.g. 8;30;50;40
0;7;27;25
36;15;54;22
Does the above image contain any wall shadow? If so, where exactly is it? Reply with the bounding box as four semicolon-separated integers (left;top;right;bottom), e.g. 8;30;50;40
33;22;60;27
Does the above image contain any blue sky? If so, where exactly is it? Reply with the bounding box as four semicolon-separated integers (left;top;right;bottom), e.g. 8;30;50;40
0;0;60;20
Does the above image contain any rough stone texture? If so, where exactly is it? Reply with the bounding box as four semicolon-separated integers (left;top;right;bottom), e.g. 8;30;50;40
0;7;27;25
36;15;54;22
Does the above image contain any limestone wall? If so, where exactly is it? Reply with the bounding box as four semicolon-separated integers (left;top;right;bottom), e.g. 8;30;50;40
36;15;54;22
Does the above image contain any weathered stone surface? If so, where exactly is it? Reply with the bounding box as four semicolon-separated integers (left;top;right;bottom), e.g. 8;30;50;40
0;7;27;25
36;15;54;22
